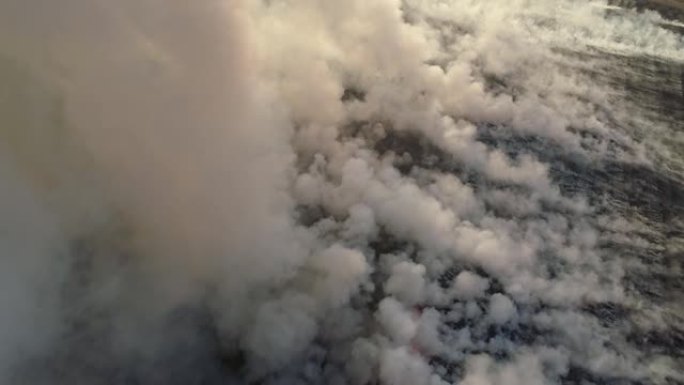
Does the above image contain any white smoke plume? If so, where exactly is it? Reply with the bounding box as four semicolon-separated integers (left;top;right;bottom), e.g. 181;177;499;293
0;0;682;384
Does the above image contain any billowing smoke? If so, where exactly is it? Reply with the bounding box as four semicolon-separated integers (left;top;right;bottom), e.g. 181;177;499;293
0;0;682;384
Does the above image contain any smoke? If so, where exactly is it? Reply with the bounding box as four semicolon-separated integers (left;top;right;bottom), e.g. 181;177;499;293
0;0;681;384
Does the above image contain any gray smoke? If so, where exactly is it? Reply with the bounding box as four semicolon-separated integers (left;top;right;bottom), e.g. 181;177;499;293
0;0;682;384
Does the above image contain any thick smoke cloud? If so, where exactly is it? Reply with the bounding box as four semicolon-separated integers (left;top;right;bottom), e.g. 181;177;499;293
0;0;682;384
